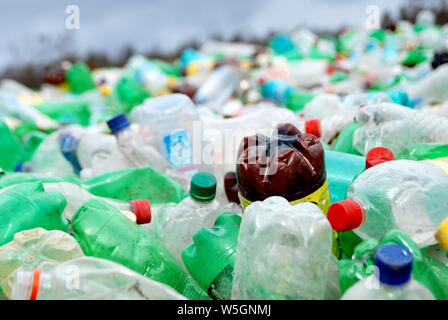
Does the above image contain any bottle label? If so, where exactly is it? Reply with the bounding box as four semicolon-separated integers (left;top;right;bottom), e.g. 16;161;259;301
238;178;331;213
426;157;448;176
163;129;196;172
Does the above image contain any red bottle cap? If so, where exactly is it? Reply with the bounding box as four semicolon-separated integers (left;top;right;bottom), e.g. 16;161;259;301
305;119;322;138
366;147;395;169
131;200;151;224
327;200;364;232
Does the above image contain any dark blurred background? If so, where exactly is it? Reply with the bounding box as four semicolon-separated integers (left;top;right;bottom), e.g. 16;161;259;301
1;0;447;88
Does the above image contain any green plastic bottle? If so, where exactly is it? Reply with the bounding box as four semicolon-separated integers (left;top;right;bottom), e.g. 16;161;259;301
112;76;150;113
0;182;68;246
33;101;91;126
182;212;241;300
66;62;96;94
339;229;448;300
398;143;448;161
0;167;187;205
79;167;187;204
332;122;362;156
71;199;209;300
0;119;25;172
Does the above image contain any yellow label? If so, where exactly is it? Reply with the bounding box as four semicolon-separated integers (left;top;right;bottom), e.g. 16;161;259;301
239;179;331;213
426;157;448;176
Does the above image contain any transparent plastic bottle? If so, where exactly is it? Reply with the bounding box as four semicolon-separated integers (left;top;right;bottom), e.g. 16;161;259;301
58;129;129;179
193;65;239;112
11;257;187;300
0;228;84;299
106;113;190;190
327;158;448;247
353;103;448;156
157;172;221;267
15;129;76;177
43;181;151;224
341;244;435;300
231;197;333;300
128;94;201;176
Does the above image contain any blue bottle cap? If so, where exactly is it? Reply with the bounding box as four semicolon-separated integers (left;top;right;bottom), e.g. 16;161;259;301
374;243;413;286
106;113;130;134
14;163;25;172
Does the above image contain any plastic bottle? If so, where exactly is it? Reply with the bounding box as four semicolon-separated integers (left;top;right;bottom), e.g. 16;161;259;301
0;228;84;299
154;172;221;267
71;199;209;300
341;244;435;300
43;181;151;224
325;150;366;203
128;94;201;176
58;129;130;178
236;123;330;213
0;182;68;246
11;257;186;300
106;113;190;189
182;212;241;300
231;197;333;300
193;65;239;112
200;102;321;204
407;64;448;105
339;229;448;299
398;143;448;161
327;158;448;247
353;103;448;156
0;119;25;172
65;62;96;94
14;129;76;177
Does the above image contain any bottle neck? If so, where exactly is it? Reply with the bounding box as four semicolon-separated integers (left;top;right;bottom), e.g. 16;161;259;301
12;269;51;300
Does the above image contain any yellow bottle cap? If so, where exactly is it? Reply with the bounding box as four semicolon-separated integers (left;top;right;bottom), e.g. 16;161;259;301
435;217;448;251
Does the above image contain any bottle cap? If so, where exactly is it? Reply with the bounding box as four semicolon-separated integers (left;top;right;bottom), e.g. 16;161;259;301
366;147;395;169
131;200;151;224
14;163;25;172
435;217;448;251
106;113;130;134
327;200;364;232
304;119;322;138
189;172;217;202
374;243;413;286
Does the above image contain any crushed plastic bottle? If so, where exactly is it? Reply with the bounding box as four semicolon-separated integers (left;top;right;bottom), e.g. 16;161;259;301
231;197;333;300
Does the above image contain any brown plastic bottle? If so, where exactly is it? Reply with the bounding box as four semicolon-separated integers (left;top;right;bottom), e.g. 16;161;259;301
235;123;330;213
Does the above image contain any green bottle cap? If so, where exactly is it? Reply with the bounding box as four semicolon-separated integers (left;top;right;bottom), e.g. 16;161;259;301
182;212;241;291
189;172;217;202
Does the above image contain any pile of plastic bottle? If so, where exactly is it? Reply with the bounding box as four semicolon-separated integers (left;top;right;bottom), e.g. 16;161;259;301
1;12;448;300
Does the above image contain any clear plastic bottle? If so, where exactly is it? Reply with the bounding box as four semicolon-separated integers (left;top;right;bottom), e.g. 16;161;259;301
231;197;333;300
128;94;201;176
58;129;129;179
327;158;448;247
0;228;84;299
106;113;190;190
193;65;239;112
43;181;151;224
15;129;76;177
407;64;448;105
353;102;448;156
156;172;221;268
341;244;435;300
11;257;187;300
